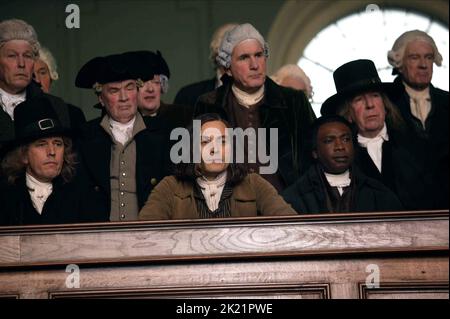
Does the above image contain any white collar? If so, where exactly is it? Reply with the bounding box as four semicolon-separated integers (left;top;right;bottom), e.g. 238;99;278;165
26;172;53;214
109;116;136;130
357;123;389;145
324;170;351;187
108;116;136;146
0;87;26;120
402;80;430;99
231;84;264;108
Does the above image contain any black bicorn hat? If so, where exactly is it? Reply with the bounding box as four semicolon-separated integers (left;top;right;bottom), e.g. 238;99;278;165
125;50;170;82
12;96;71;147
320;59;391;116
75;53;138;89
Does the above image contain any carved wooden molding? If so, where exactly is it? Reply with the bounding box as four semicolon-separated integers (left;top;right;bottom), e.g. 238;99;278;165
0;211;448;269
49;283;330;299
359;281;449;299
0;210;447;235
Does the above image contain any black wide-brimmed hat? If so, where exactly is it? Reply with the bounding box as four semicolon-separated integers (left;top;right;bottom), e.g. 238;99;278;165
12;96;71;147
320;59;391;116
125;50;170;82
75;53;138;89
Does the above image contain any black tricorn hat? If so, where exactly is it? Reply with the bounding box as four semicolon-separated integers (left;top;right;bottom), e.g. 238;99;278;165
320;59;391;116
75;53;137;89
125;50;170;82
12;96;71;147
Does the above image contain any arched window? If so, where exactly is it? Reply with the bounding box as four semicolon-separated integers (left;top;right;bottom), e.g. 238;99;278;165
297;8;449;116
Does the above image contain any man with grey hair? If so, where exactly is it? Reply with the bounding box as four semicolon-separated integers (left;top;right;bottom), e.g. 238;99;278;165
386;29;448;209
0;19;85;155
174;23;238;108
270;64;313;100
194;23;316;192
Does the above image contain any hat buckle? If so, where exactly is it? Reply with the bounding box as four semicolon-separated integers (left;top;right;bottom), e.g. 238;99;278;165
38;118;55;131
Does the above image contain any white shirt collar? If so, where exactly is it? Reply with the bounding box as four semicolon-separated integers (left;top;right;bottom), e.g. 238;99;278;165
0;87;26;121
109;116;136;145
231;84;265;108
26;172;53;215
357;123;389;173
324;170;351;196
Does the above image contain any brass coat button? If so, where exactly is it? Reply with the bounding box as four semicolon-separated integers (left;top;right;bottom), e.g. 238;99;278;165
151;178;158;186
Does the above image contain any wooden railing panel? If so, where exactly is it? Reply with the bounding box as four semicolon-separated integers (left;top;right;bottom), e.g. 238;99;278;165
0;211;448;299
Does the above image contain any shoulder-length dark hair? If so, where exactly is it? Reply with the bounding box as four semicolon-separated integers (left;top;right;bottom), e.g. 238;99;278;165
1;136;77;185
174;113;248;186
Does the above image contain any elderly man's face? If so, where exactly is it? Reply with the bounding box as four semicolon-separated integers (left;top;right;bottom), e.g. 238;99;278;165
137;75;162;116
313;122;354;174
0;40;35;94
24;136;65;183
99;80;138;123
33;59;52;93
349;91;386;138
400;41;434;90
227;39;266;94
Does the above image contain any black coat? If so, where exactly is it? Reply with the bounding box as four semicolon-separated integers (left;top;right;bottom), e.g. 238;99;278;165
0;81;86;153
142;101;194;130
386;76;448;209
79;115;172;219
282;164;403;214
354;128;436;210
194;75;317;188
0;168;108;226
173;77;216;107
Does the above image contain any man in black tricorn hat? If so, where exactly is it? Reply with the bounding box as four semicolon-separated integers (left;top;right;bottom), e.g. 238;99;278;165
321;59;437;210
75;53;171;221
0;96;106;226
129;50;193;129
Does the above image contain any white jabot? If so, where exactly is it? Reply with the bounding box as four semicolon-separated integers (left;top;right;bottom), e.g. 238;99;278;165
26;172;53;215
196;171;227;212
324;170;351;196
0;87;26;120
357;124;389;173
231;84;264;108
109;116;136;145
403;81;431;129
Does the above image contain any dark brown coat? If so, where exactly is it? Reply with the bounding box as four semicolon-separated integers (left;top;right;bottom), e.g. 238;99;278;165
139;173;296;220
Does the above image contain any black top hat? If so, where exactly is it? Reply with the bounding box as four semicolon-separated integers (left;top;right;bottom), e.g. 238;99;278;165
125;50;170;82
320;59;391;116
12;96;71;147
75;53;138;89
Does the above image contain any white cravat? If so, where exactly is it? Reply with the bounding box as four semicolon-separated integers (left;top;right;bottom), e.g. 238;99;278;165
357;124;389;173
0;87;26;120
403;82;431;129
109;116;136;145
196;171;227;212
26;173;53;215
324;170;351;196
231;84;264;108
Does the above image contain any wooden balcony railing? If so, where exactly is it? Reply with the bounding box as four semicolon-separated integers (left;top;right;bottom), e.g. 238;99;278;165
0;210;448;299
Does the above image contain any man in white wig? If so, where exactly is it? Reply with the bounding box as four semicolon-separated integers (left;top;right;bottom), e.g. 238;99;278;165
33;46;59;93
194;23;316;192
386;29;448;209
